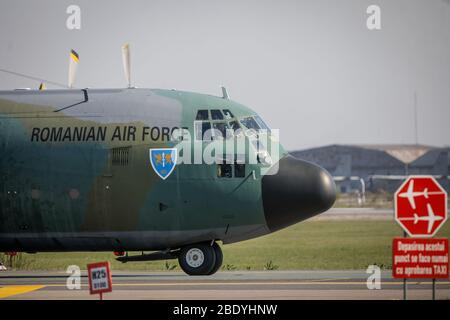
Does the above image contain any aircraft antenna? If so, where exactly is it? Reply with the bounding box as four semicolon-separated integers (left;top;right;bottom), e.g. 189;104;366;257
0;68;67;88
221;86;230;99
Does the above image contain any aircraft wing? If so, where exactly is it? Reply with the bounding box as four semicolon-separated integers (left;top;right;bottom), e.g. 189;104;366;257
406;180;416;209
427;203;435;234
407;195;416;210
427;219;433;234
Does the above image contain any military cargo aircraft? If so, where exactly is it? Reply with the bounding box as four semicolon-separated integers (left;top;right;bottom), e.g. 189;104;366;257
0;47;335;275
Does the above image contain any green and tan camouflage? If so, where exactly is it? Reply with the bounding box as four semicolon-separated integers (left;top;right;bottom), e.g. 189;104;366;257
0;88;336;275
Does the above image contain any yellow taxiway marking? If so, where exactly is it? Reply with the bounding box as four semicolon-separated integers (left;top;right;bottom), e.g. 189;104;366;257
0;285;45;299
40;281;450;287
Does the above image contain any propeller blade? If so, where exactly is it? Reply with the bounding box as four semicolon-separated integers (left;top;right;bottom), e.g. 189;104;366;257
38;82;46;91
122;43;131;88
68;49;79;88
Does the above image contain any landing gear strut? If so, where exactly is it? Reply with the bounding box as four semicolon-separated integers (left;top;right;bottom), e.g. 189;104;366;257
178;242;223;276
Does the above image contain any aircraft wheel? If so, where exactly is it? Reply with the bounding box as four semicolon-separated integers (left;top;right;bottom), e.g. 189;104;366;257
178;243;216;276
207;242;223;275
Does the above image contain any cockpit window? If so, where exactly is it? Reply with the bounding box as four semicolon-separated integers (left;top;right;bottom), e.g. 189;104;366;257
229;120;241;131
254;116;270;132
195;121;212;140
240;116;260;130
195;109;247;140
240;116;271;133
211;109;224;120
212;122;230;139
195;121;233;140
196;110;209;120
223;109;234;119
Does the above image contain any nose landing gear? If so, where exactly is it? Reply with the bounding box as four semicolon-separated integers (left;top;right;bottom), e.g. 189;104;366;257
178;242;223;276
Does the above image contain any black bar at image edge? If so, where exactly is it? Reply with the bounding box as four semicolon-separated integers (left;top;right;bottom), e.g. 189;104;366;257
0;300;449;319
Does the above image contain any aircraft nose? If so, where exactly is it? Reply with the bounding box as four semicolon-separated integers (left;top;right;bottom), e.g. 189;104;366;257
261;155;336;232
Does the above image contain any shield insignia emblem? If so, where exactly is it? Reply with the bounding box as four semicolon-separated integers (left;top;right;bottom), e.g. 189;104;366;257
149;148;178;180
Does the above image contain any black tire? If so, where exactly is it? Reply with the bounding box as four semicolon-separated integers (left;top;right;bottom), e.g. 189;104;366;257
178;242;216;276
207;242;223;275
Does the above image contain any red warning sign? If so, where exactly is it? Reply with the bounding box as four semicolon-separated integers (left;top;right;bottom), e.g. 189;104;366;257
392;238;449;279
395;176;447;237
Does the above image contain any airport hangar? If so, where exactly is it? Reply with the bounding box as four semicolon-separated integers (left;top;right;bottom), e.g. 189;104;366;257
291;144;450;194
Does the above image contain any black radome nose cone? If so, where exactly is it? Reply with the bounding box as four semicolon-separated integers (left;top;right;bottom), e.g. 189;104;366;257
262;155;336;232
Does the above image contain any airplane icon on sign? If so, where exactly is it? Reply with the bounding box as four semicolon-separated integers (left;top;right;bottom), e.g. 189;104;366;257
398;180;444;210
399;203;444;234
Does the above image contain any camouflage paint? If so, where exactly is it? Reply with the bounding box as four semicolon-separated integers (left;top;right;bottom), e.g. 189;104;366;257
0;88;286;251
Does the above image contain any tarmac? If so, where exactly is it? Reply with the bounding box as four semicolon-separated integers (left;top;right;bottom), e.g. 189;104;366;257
314;206;450;221
1;208;448;300
313;207;393;220
1;270;449;300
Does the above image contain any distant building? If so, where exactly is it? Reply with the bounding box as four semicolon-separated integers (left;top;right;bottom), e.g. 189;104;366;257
291;145;449;193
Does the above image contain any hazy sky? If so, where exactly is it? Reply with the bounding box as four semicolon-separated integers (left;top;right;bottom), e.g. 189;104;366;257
0;0;449;150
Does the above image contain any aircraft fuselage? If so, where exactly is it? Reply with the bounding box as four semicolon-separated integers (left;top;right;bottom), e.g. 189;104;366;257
0;88;336;254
